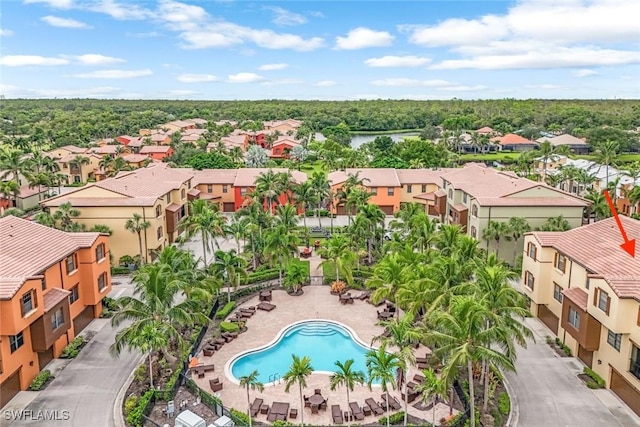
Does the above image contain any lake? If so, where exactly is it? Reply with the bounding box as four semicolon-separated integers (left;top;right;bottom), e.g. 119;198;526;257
350;132;419;148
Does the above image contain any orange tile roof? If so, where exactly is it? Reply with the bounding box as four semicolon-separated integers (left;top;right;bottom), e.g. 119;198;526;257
441;163;538;198
493;133;536;145
140;145;173;154
344;168;401;187
60;145;87;154
562;287;588;310
396;168;454;184
529;216;640;301
475;197;589;207
121;154;150;163
192;169;239;185
0;216;100;299
43;287;71;312
233;168;307;187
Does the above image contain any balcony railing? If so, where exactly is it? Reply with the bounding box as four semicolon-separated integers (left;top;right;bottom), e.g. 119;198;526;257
630;358;640;380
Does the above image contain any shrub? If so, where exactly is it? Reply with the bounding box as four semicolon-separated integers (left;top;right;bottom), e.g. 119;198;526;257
111;266;130;275
230;409;250;426
498;391;510;416
379;411;406;425
29;370;51;391
272;421;296;427
241;269;279;285
215;301;236;319
133;364;147;383
220;321;240;333
124;395;138;417
60;336;85;359
119;255;135;266
126;389;154;427
330;280;346;294
583;367;605;388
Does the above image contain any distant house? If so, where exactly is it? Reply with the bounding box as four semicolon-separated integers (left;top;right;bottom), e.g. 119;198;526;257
121;154;153;168
180;134;201;145
88;145;121;157
209;135;249;152
270;137;301;158
115;135;137;146
149;133;171;145
139;145;174;161
475;126;495;135
493;133;538;152
536;134;590;154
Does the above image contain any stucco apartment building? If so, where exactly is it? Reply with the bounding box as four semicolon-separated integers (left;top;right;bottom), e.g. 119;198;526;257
0;216;111;407
41;163;194;264
521;217;640;416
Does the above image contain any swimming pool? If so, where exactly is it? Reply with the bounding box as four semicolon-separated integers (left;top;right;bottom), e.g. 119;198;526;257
228;320;376;384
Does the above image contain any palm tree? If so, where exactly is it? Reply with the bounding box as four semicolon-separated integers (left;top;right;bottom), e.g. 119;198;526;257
239;370;264;427
329;359;365;427
292;181;317;232
27;172;51;201
179;199;225;268
254;169;281;213
33;211;55;227
366;254;408;315
283;355;314;427
585;190;609;222
482;220;510;258
225;215;249;254
413;369;447;427
69;155;90;183
90;224;113;235
310;171;331;227
52;202;81;231
594;139;620;189
365;344;400;427
264;224;299;286
0;147;27;191
210;249;248;302
0;180;20;208
374;316;422;426
125;213;151;265
536;215;572;231
318;234;354;283
275;204;298;229
283;261;308;294
506;217;530;265
535;141;557;179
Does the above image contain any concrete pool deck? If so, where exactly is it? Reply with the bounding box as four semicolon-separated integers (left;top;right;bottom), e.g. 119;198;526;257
192;286;458;425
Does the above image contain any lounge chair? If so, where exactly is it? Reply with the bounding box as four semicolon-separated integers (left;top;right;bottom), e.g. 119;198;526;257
250;398;263;417
416;357;428;364
365;398;384;416
267;412;277;422
349;402;364;421
257;302;276;311
384;395;402;410
413;374;425;383
331;405;344;424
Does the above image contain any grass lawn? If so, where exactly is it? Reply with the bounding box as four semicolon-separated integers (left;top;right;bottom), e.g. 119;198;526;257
299;160;326;177
290;258;310;276
321;260;336;280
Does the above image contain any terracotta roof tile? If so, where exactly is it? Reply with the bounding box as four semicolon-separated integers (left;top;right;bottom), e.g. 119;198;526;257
121;154;150;163
192;169;239;185
140;145;172;154
441;164;538;198
562;287;588;310
43;287;71;312
493;133;537;145
0;216;100;299
475;197;589;207
530;217;640;301
396;168;454;184
233;168;307;187
344;168;401;187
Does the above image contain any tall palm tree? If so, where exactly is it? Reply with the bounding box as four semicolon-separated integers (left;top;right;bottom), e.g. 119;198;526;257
52;202;81;231
329;359;365;427
374;316;422;426
482;220;510;258
210;249;248;302
506;217;530;264
366;254;408;315
283;355;314;427
365;344;399;427
310;171;331;227
254;169;281;213
0;147;26;190
225;215;249;254
594;139;620;189
585;190;609;222
413;368;448;427
264;224;299;286
239;370;264;427
318;234;354;283
69;155;91;183
179;199;225;268
535;141;557;179
292;180;317;227
125;212;151;265
275;203;298;229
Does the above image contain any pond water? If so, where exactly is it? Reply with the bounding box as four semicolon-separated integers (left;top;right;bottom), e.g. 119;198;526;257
350;132;419;149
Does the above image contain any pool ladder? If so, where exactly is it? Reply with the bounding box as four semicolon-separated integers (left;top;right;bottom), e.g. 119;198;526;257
268;373;281;384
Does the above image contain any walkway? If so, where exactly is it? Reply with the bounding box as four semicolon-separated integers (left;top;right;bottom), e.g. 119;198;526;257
4;281;139;427
506;318;640;427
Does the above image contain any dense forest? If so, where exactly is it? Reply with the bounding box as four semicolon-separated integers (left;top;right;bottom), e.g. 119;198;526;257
1;99;639;146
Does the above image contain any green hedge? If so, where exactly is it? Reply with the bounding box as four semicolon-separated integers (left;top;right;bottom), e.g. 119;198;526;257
241;269;279;285
232;284;274;300
111;266;130;275
60;336;85;359
583;367;605;388
220;321;240;333
215;301;236;319
127;389;154;427
29;370;51;391
498;391;510;416
230;409;250;426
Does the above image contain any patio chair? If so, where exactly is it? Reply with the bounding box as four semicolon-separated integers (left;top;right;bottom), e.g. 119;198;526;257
209;378;223;392
250;398;263;417
332;405;344;424
349;402;364;421
311;405;319;414
365;398;384;416
257;302;276;311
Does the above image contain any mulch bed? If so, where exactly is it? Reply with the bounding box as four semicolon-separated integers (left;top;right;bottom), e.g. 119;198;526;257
147;386;217;425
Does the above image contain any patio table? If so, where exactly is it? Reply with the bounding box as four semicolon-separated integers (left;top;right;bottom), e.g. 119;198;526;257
308;394;325;406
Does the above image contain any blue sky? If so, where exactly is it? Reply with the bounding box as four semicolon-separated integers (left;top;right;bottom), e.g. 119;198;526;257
1;0;639;100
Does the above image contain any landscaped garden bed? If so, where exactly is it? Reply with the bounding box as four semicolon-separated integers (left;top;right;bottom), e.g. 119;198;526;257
546;336;572;357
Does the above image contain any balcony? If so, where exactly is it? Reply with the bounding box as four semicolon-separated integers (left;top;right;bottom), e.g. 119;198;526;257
560;288;601;351
631;358;640;380
30;288;71;352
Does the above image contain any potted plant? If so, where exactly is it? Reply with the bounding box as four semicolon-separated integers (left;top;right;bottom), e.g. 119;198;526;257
313;239;321;249
330;280;346;295
284;263;306;296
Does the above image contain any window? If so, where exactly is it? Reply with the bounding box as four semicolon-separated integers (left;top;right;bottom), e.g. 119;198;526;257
448;189;453;198
421;184;427;193
41;277;47;291
463;193;468;203
222;185;228;194
65;254;77;274
524;271;535;290
166;192;172;203
631;345;640;380
73;175;80;183
470;226;477;239
207;185;213;193
568;307;580;329
553;283;563;302
387;188;395;196
585;278;590;290
21;290;36;316
240;188;247;196
181;189;186;199
638;306;640;327
95;243;105;261
9;332;24;353
595;288;610;314
155;205;162;217
471;204;478;217
406;185;412;194
554;253;567;273
607;330;622;351
157;226;163;240
443;182;447;189
527;242;537;260
69;285;79;304
371;187;378;195
51;308;64;330
97;272;107;291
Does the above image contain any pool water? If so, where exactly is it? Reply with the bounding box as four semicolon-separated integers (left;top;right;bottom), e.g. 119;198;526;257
230;321;375;384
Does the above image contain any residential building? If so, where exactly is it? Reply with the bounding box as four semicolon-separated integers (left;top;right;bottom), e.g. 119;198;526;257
231;168;307;211
121;153;153;169
209;135;249;152
41;163;193;264
536;133;590;154
270;137;301;158
540;156;631;196
54;153;102;184
0;216;111;407
139;145;174;161
439;163;589;260
493;133;539;152
46;145;87;159
396;169;453;216
329;168;402;215
521;217;640;416
190;169;238;212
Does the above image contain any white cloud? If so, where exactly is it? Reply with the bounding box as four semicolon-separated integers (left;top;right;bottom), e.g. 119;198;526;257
0;28;14;36
228;72;265;83
573;69;598;77
157;0;207;26
335;27;394;50
258;63;288;71
177;73;217;83
168;89;198;96
261;78;303;86
0;55;69;66
24;0;73;9
126;31;160;38
371;78;453;87
73;54;125;65
364;55;431;68
264;6;307;26
41;15;91;28
313;80;337;87
524;84;563;90
89;0;153;20
438;85;487;91
69;69;153;79
1;84;121;98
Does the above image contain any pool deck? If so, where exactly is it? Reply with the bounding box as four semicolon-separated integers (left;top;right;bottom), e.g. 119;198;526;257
192;286;458;425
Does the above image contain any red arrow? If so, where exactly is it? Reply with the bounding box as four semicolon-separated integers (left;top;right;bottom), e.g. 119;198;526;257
603;190;636;258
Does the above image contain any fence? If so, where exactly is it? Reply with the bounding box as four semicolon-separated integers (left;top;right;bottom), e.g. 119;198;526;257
449;379;471;427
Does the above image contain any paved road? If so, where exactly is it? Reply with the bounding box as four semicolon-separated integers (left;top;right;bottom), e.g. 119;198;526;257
4;281;140;427
506;318;639;427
